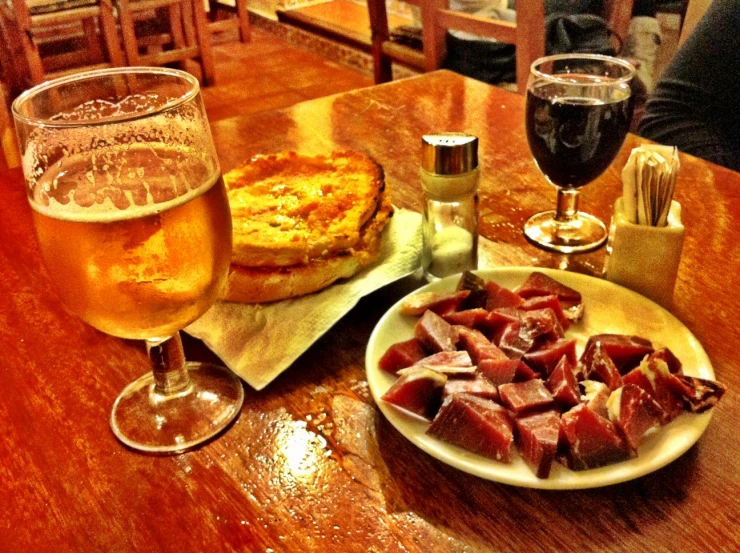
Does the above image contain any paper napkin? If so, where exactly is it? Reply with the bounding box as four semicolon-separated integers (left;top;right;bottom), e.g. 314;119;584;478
185;209;422;390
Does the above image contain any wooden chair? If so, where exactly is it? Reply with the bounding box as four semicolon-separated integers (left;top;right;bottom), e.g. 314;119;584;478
0;0;125;88
368;0;545;93
208;0;250;43
115;0;216;86
368;0;634;94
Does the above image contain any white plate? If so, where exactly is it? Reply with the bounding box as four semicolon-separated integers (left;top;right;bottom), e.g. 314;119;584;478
365;267;715;490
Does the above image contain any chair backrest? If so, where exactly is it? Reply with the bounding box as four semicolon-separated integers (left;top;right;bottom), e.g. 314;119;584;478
678;0;712;46
2;0;125;88
368;0;630;94
368;0;546;93
434;0;545;94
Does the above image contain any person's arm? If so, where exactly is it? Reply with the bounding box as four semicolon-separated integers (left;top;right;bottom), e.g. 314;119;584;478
637;0;740;171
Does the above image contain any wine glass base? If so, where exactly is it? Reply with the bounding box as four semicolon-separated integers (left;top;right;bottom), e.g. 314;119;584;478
110;362;244;454
524;210;608;254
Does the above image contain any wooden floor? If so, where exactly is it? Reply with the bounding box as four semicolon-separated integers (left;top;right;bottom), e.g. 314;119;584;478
202;27;374;123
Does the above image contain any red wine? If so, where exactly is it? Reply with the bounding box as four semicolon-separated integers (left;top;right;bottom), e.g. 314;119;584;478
526;77;633;188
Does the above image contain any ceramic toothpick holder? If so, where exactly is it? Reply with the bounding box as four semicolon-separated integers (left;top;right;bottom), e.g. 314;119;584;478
604;197;685;309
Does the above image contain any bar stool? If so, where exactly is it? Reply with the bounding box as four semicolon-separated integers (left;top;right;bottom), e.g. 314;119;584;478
115;0;216;86
0;0;125;88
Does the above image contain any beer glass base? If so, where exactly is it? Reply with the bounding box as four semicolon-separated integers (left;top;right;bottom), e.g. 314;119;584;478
110;362;244;454
524;210;607;254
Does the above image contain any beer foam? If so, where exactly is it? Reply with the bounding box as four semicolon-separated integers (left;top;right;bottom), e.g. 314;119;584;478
29;143;220;223
30;171;220;223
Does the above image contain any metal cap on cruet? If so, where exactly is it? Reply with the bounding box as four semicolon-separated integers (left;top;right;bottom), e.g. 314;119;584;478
422;133;479;175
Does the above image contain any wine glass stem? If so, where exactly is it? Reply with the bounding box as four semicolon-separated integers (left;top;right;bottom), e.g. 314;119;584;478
147;333;192;396
555;188;580;223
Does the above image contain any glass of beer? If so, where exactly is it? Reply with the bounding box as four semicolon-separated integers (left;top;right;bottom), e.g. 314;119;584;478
12;67;244;454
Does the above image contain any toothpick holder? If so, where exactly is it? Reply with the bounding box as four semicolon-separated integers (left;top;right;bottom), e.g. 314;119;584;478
604;197;685;309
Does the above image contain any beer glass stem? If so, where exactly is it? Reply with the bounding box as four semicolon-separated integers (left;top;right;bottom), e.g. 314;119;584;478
555;188;579;223
147;334;192;396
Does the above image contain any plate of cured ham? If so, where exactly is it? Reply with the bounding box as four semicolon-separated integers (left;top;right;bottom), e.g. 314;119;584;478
365;268;723;489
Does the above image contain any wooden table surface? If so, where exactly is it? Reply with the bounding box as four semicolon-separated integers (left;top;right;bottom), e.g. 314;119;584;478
2;70;739;553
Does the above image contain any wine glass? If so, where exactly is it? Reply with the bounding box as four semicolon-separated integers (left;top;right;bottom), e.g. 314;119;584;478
524;53;636;253
12;67;244;454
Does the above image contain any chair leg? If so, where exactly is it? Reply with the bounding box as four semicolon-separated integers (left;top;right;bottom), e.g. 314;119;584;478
367;0;392;83
0;11;32;92
20;26;46;84
169;4;185;49
116;0;141;65
82;17;105;63
235;0;250;43
167;4;190;72
191;0;215;86
371;38;392;84
99;0;126;66
181;0;197;47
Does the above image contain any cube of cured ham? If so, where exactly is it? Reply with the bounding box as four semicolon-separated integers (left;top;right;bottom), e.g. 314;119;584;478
455;271;489;310
581;334;654;374
545;355;581;408
496;321;531;359
478;308;520;343
582;341;624;391
516;271;582;303
580;380;611;419
515;271;583;320
498;309;565;360
498;380;554;414
454;326;491;360
515;410;561;478
560;404;634;470
520;294;571;330
651;347;683;374
456;326;518;385
667;375;726;413
400;290;470;316
382;367;447;420
523;339;577;377
413;350;477;377
414;350;474;369
427;393;514;462
623;356;684;423
442;375;500;402
485;280;524;310
442;308;489;328
414;310;459;352
514;360;540;382
607;384;665;451
520;308;565;343
379;338;427;374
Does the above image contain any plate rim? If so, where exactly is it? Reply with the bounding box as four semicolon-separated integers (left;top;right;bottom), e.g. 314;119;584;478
365;267;714;490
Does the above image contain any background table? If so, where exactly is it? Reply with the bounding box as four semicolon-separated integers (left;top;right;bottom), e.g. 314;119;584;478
2;70;739;552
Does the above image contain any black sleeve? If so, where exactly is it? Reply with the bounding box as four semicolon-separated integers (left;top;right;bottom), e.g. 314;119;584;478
637;0;740;171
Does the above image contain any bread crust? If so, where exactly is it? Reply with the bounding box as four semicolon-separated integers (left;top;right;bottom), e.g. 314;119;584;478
226;151;385;268
223;189;393;303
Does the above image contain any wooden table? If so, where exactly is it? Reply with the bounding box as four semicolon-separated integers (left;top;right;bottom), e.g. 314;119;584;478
2;70;739;552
